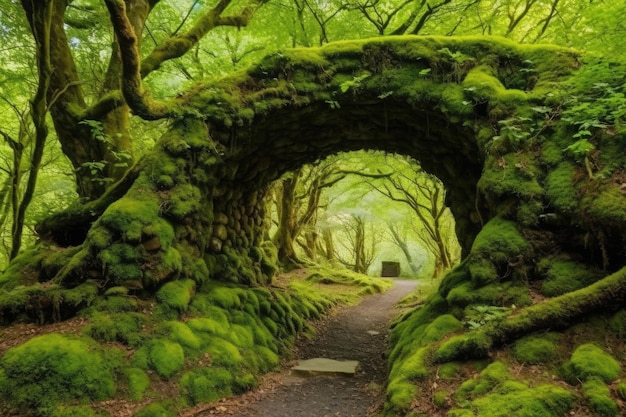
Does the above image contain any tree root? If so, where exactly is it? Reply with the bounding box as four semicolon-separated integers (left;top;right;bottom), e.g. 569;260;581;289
433;266;626;362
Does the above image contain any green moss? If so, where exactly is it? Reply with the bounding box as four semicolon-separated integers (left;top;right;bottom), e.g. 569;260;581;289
563;343;621;383
470;383;576;417
162;321;203;351
541;260;603;297
392;346;431;381
156;279;196;312
512;334;559;364
180;367;234;405
252;345;280;372
616;381;626;400
454;361;510;401
437;362;464;379
447;281;531;309
97;243;143;282
478;153;544;202
99;197;160;243
468;217;531;287
434;331;492;363
166;184;202;220
124;368;150;401
227;324;255;348
204;337;243;368
544;162;578;214
186;317;229;337
0;334;115;409
148;339;185;379
83;311;145;346
387;378;418;410
582;378;619;417
609;310;626;338
584;184;626;226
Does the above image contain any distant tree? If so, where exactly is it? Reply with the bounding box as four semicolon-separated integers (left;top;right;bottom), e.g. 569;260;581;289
366;155;459;277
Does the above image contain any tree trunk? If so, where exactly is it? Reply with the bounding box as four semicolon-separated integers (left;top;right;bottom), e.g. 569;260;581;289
273;170;302;266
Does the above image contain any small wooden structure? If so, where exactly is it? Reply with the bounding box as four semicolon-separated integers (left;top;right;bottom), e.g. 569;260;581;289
381;261;400;277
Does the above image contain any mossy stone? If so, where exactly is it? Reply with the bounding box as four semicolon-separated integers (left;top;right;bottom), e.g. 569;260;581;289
156;279;196;313
124;368;150;401
180;367;234;405
470;383;576;417
512;334;559;364
582;378;619;417
148;339;185;379
162;321;203;351
563;343;621;383
0;334;115;409
83;312;144;346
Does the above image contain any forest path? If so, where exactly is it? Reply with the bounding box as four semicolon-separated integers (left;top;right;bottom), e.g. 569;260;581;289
190;279;418;417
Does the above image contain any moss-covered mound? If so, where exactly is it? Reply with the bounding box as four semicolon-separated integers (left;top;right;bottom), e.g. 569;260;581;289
0;268;390;416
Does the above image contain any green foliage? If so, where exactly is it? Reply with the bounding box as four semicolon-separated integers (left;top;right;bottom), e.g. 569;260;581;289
562;344;621;383
465;305;512;330
512;334;559;364
0;334;116;409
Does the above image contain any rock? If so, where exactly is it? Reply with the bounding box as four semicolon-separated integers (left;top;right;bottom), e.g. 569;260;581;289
291;358;359;376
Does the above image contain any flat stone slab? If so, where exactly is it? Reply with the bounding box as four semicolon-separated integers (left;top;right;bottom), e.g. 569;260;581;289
291;358;359;376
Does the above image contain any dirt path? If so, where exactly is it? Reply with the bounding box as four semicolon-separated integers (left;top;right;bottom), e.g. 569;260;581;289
195;279;418;417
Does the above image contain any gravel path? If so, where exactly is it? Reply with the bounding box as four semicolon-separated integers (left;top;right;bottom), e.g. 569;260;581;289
201;279;418;417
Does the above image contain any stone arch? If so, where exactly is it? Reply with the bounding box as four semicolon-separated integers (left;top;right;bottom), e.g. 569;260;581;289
27;35;612;297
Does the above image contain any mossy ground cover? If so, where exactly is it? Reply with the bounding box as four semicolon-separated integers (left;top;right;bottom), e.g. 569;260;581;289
0;267;389;416
382;278;626;417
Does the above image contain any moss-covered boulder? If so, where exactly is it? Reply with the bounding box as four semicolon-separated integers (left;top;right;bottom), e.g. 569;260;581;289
0;334;117;410
562;343;621;383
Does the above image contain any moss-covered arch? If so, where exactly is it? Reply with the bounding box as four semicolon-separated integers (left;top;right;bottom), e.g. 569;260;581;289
6;35;626;328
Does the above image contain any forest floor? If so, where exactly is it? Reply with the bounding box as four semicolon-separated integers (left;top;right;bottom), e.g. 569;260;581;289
184;278;418;417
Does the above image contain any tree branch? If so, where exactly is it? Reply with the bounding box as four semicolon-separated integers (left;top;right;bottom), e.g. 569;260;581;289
104;0;173;120
140;0;266;78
